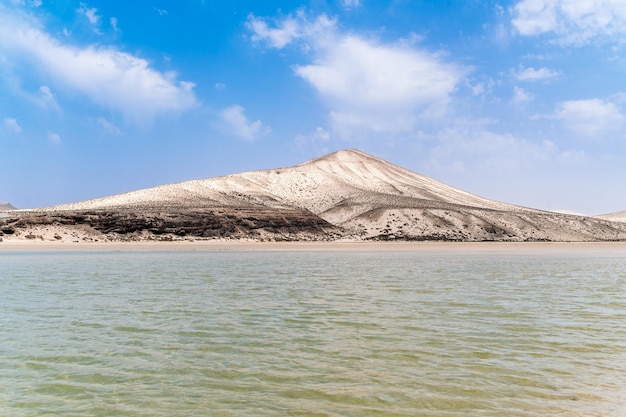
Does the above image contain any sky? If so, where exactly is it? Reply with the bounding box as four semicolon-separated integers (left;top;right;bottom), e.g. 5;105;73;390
1;0;625;214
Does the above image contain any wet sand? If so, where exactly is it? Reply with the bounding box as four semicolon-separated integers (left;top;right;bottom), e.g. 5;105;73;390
2;240;626;255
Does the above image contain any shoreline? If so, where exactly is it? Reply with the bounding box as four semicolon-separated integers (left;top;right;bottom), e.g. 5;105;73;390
2;239;626;254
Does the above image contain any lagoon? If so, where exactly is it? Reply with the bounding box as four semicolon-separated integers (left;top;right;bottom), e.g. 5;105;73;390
1;249;625;416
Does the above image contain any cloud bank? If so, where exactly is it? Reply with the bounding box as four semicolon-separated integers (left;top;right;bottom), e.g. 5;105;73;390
0;9;197;125
512;0;626;45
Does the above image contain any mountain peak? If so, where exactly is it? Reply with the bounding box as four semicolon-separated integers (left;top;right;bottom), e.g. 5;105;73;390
306;149;383;165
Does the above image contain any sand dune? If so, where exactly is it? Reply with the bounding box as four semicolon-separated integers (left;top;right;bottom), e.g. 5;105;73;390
4;149;626;242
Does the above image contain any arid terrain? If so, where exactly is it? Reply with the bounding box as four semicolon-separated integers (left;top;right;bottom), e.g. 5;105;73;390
2;149;626;243
597;210;626;223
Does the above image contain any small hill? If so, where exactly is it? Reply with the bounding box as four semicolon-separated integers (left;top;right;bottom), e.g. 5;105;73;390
596;211;626;223
4;149;626;242
0;202;16;211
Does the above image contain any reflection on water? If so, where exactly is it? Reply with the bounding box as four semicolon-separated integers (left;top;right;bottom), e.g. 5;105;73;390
1;250;625;416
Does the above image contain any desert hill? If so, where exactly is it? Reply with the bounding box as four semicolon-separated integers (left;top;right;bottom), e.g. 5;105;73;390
3;149;626;242
596;211;626;223
0;202;16;211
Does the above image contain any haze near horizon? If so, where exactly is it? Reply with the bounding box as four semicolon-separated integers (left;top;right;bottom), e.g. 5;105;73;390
1;0;625;215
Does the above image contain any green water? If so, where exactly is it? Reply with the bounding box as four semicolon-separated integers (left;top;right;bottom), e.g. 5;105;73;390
1;250;625;416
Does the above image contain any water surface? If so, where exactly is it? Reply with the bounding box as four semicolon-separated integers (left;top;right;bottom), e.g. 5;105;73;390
1;250;625;416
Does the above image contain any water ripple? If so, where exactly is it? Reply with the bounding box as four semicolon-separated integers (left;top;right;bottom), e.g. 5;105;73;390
1;251;625;416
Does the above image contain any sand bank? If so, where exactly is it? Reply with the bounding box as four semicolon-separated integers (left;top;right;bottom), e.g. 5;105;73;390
2;239;626;255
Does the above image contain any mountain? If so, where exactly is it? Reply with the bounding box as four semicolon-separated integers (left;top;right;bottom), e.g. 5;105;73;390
0;202;16;211
596;211;626;223
3;149;626;242
46;149;518;212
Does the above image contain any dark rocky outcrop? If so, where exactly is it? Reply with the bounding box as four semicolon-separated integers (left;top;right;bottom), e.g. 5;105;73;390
0;208;341;241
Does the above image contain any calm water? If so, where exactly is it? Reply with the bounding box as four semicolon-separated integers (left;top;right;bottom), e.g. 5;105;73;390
1;250;625;416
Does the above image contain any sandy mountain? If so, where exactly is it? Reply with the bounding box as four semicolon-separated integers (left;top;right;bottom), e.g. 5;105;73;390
45;149;519;212
596;211;626;223
0;202;16;211
6;149;626;242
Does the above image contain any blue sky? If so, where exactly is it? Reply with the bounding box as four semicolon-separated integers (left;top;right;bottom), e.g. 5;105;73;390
1;0;625;214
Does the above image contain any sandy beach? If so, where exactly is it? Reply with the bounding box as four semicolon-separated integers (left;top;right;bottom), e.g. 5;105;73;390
2;239;626;255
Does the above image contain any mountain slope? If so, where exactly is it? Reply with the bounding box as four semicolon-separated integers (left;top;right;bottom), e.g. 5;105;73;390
9;149;626;242
44;149;522;213
597;211;626;223
0;202;16;211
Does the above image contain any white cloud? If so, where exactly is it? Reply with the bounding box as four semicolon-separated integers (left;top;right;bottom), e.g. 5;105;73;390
417;125;620;213
466;78;495;97
110;17;120;33
247;12;336;49
77;3;101;34
295;36;462;127
4;117;22;133
512;0;626;45
555;98;624;137
248;15;301;49
47;131;61;143
468;82;486;96
97;117;123;135
295;126;331;150
35;85;59;110
511;0;558;36
38;85;53;101
511;86;534;104
77;3;99;25
427;128;556;174
0;11;197;125
342;0;361;8
16;0;43;7
557;148;587;165
313;126;330;141
220;105;269;141
514;66;560;81
249;13;464;139
214;82;226;91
